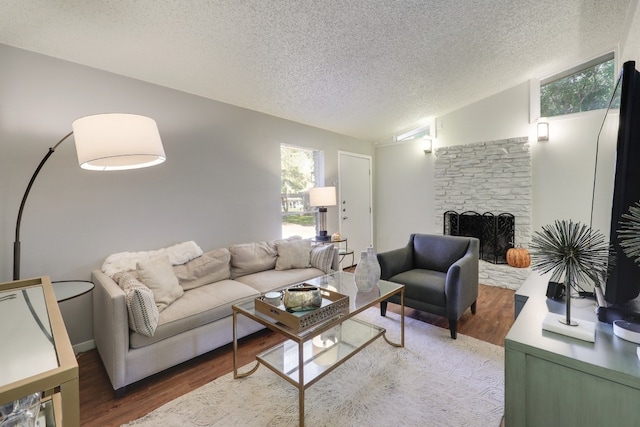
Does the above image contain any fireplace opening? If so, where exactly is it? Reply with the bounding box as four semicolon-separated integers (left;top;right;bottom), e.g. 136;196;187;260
443;211;514;264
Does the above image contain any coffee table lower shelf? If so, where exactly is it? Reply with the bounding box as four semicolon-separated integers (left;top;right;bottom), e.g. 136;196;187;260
232;271;404;427
257;317;385;388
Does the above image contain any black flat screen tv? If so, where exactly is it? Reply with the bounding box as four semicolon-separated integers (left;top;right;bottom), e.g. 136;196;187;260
593;60;640;318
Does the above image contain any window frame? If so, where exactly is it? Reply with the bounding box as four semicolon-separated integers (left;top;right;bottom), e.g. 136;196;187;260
531;51;618;123
280;143;325;239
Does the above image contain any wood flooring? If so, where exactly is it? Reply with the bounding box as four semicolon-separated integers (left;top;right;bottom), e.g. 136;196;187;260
78;283;515;426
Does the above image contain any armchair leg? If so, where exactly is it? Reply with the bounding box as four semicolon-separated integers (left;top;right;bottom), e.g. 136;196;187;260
449;319;457;339
380;301;388;316
471;300;477;315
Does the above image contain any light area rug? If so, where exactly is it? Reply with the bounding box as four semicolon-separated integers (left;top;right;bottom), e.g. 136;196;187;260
123;308;504;427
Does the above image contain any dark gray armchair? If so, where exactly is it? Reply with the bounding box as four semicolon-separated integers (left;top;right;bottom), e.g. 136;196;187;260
377;233;479;339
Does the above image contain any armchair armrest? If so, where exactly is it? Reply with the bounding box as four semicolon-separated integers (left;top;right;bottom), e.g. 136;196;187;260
444;240;479;318
377;245;413;280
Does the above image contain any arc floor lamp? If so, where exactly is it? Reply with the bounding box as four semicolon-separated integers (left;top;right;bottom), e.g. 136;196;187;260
13;113;166;280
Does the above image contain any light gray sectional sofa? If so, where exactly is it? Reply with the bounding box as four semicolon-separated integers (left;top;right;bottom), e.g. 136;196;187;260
92;238;337;395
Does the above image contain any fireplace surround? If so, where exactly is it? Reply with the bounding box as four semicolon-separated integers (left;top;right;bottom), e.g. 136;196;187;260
434;137;532;289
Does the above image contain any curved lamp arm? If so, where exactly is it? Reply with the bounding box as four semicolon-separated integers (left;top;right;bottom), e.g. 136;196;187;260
13;131;73;280
12;113;165;281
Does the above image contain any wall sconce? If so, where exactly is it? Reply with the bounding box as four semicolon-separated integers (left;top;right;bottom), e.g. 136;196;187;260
537;122;549;141
423;138;432;154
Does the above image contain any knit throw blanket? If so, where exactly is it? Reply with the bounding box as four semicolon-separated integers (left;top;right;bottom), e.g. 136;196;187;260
101;241;203;277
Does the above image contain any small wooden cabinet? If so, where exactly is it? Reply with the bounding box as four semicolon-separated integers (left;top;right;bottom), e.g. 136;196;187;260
0;277;79;426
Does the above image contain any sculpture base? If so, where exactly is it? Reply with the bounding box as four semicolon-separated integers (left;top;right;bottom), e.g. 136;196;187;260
542;312;595;342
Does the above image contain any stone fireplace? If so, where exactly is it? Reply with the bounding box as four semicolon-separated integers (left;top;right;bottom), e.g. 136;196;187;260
434;137;532;289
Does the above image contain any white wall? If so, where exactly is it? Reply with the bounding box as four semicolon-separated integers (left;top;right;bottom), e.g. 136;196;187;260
436;82;531;148
375;80;612;253
375;140;435;251
0;44;372;345
621;0;640;63
532;110;607;229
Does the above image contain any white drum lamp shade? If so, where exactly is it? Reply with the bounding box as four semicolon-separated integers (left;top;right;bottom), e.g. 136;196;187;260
309;186;336;241
309;186;336;208
72;113;166;170
13;113;166;280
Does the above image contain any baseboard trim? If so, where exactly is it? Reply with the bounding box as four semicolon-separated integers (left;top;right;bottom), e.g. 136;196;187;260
73;339;95;355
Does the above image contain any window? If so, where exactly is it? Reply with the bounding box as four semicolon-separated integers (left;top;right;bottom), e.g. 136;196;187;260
281;144;324;238
540;54;618;117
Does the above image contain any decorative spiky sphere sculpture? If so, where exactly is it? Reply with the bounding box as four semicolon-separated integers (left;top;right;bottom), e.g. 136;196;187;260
530;220;610;326
530;220;610;290
618;201;640;263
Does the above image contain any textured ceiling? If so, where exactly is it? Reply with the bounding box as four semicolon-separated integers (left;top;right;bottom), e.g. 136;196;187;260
0;0;634;141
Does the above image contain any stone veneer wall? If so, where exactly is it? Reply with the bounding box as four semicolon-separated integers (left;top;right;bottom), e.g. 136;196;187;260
434;137;532;289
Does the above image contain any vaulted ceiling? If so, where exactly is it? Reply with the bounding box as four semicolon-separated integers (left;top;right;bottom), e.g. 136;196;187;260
0;1;634;141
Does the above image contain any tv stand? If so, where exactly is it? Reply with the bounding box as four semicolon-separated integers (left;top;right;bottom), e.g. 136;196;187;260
594;286;640;323
506;271;640;426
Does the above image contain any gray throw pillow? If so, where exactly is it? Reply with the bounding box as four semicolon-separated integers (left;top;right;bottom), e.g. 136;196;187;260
310;244;335;273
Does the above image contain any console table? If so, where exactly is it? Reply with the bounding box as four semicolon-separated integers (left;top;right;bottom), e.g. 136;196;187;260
0;277;79;426
505;271;640;426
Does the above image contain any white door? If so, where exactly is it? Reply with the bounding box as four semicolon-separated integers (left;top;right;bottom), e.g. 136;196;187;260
338;152;373;265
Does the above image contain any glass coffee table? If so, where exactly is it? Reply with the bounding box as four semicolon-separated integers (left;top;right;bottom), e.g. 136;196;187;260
232;271;404;427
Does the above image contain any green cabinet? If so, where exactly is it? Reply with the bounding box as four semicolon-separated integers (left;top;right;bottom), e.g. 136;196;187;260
505;272;640;426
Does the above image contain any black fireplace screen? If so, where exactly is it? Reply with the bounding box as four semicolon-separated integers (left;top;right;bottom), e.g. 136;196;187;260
443;211;514;264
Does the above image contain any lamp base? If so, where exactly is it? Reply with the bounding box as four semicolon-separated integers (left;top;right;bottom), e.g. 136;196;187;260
542;312;595;342
315;231;330;242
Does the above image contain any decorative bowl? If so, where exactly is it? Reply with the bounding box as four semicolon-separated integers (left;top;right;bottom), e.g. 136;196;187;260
283;286;322;312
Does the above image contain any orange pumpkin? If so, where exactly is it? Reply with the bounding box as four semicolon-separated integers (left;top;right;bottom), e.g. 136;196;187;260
507;247;531;268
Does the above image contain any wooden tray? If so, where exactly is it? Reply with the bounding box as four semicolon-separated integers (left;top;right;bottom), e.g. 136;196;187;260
255;286;349;332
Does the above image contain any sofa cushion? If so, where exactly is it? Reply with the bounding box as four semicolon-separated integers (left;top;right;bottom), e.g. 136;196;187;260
129;279;260;348
229;241;278;278
115;272;160;337
310;244;335;273
275;239;312;270
137;255;184;312
234;267;326;294
173;248;231;290
390;269;447;307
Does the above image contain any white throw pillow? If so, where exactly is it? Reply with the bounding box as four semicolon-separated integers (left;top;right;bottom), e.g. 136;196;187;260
137;255;184;312
310;244;335;273
115;272;159;337
275;239;312;270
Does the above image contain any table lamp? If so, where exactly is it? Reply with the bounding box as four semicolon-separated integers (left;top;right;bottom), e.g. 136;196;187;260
309;186;336;242
13;113;166;280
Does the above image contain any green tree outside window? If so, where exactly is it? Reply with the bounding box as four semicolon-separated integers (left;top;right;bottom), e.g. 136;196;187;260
541;59;618;117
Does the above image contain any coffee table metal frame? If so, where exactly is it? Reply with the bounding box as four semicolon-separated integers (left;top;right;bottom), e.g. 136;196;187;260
232;271;404;427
